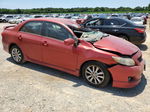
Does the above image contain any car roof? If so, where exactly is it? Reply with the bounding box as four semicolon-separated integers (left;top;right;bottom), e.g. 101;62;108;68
26;18;80;28
92;17;124;20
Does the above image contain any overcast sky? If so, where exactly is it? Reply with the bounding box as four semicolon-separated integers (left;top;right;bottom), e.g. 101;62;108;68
0;0;149;9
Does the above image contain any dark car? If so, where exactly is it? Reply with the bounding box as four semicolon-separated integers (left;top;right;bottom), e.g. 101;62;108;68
82;17;146;44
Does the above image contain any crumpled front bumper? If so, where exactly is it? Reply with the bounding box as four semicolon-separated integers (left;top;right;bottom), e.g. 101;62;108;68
108;59;145;88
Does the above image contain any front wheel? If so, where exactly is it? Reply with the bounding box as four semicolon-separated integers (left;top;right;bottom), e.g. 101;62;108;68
10;45;25;64
82;62;110;88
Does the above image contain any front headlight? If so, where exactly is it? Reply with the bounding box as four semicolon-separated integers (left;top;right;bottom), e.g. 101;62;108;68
112;56;135;66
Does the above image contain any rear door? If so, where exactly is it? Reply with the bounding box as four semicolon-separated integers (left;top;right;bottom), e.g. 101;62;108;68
17;21;43;62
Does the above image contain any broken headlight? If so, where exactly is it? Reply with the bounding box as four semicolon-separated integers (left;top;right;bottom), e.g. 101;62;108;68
112;56;135;66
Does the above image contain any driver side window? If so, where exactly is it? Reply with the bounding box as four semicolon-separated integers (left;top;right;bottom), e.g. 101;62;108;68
86;19;102;26
103;19;120;25
43;22;73;41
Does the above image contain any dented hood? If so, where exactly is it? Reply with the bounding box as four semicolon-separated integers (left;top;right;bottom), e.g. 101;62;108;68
93;36;139;55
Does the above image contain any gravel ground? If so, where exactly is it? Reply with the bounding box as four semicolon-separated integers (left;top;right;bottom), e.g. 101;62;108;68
0;20;150;112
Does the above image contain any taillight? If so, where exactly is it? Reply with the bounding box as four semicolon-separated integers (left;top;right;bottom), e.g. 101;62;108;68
134;28;145;33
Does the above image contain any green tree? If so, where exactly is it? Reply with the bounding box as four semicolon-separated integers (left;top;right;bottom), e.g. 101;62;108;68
148;3;150;11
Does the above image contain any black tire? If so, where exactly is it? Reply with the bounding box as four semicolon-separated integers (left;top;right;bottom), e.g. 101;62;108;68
3;20;7;23
81;61;110;88
119;35;129;41
10;45;25;64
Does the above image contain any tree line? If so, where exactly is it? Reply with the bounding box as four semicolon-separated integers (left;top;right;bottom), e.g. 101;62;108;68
0;4;150;14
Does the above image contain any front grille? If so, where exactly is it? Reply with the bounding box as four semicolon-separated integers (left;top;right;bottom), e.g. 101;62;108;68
138;55;143;62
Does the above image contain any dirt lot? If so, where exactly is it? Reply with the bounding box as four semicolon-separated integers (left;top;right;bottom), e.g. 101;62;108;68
0;20;150;112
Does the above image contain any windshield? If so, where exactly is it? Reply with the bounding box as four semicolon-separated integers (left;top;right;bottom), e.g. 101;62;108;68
80;31;108;42
68;25;108;42
121;18;138;26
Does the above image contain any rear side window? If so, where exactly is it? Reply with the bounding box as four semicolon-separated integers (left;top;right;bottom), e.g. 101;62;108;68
103;19;120;25
20;21;43;35
42;22;73;41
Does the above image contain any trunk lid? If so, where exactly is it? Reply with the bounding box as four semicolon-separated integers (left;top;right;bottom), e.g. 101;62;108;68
4;25;16;30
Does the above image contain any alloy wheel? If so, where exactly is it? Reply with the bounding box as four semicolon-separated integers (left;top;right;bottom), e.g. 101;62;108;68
85;65;105;85
11;48;22;62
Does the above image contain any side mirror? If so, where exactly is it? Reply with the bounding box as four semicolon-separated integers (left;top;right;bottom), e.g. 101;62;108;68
64;38;75;46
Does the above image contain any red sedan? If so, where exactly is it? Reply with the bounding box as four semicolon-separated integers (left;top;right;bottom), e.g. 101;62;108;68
1;18;145;88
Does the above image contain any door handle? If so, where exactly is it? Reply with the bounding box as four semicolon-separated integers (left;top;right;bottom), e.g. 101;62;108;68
18;35;22;40
42;41;48;46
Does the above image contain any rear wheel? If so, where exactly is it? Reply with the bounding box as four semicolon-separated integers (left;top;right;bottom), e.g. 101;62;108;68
119;35;129;41
10;45;25;64
82;61;110;87
3;20;7;23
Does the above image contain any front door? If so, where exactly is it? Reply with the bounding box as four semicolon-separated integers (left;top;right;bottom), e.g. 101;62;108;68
101;19;120;35
41;22;78;71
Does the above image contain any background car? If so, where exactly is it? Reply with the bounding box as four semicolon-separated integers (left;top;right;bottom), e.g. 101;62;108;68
131;17;144;25
8;16;22;24
0;15;14;22
81;17;146;44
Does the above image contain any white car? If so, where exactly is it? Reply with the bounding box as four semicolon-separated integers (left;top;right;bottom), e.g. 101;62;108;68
131;17;144;25
8;16;21;24
0;15;14;22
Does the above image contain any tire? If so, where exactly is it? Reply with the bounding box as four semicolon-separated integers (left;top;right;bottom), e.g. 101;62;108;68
3;20;6;23
10;45;25;64
119;35;129;41
81;61;110;88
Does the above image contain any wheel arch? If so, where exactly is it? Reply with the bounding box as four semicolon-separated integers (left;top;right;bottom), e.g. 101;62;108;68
118;33;130;41
79;60;113;80
9;43;19;53
9;43;26;64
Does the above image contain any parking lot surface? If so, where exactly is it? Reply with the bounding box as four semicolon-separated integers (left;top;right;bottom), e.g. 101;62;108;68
0;21;150;112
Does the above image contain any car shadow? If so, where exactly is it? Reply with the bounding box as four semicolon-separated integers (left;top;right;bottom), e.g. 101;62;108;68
7;57;147;97
136;44;148;51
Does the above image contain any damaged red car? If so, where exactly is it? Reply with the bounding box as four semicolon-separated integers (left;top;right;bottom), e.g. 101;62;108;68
1;18;145;88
